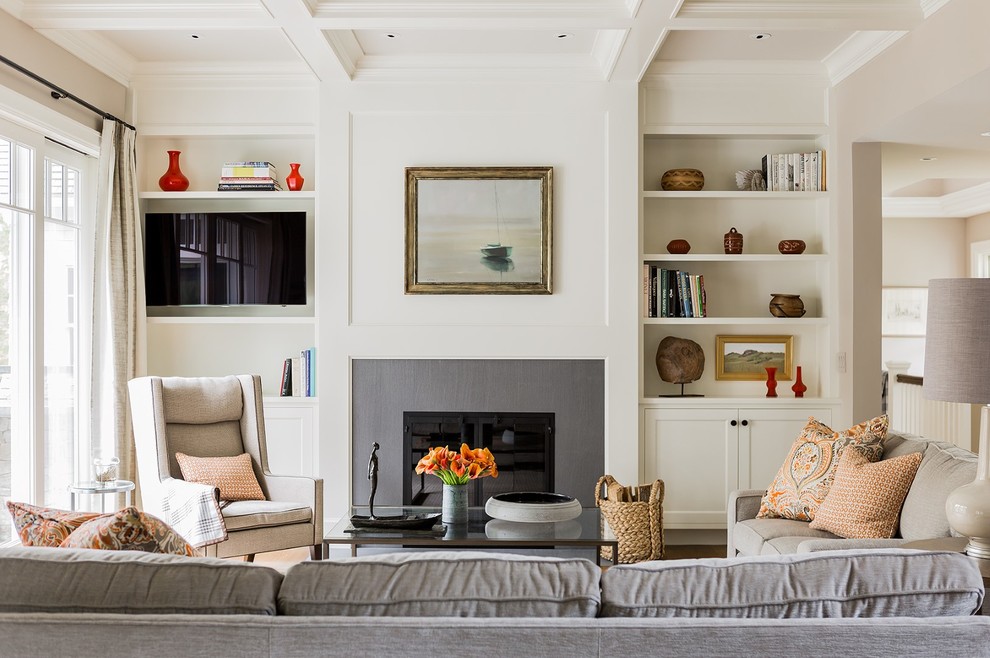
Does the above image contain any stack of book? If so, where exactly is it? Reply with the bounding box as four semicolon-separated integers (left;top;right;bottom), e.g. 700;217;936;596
280;347;316;397
761;150;826;192
643;266;707;318
218;161;282;192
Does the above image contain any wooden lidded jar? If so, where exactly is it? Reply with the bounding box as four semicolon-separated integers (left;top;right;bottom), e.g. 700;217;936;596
769;293;806;318
723;227;743;254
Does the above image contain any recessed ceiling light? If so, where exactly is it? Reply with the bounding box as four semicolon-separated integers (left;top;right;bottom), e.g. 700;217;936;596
556;33;572;39
750;33;772;40
385;33;399;39
191;34;200;39
920;157;937;162
981;131;990;137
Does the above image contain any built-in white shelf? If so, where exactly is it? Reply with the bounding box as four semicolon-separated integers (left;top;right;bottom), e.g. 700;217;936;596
140;191;316;200
642;316;827;325
642;254;828;263
640;396;842;408
642;191;828;200
146;316;316;324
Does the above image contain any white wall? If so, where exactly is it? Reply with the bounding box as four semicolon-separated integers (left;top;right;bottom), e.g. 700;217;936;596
881;216;966;375
315;81;639;519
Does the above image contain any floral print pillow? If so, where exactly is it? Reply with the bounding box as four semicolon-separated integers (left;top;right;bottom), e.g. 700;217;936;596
6;500;102;547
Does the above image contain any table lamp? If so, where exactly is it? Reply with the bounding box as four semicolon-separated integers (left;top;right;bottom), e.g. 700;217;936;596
923;278;990;558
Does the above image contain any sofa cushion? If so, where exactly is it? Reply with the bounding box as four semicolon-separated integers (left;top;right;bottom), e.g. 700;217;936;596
600;549;983;618
0;546;283;615
6;501;102;547
176;452;266;501
59;507;195;556
757;415;888;522
809;450;923;539
900;442;977;540
734;518;839;556
222;500;312;531
278;551;601;617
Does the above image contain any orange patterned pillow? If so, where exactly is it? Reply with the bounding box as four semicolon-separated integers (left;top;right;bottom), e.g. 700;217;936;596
175;452;266;501
757;415;889;522
6;501;102;547
60;506;196;556
809;449;923;539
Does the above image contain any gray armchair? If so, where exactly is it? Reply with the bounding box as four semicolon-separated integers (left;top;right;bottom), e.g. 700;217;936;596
128;374;323;560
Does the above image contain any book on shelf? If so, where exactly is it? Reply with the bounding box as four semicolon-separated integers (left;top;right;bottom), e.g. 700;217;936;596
643;265;707;318
217;182;283;192
299;347;316;397
290;357;302;396
221;163;278;178
280;358;292;397
761;150;826;192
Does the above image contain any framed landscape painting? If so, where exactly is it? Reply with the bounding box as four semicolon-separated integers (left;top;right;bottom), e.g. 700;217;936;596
715;335;793;381
405;166;553;294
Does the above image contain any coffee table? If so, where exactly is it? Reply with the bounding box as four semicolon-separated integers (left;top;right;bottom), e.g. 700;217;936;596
323;506;618;566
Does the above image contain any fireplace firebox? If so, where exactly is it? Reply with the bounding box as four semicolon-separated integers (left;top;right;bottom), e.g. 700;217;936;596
402;412;555;507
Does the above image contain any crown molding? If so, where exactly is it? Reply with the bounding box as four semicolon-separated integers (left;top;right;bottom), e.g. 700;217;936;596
592;28;628;81
883;182;990;218
36;28;136;86
323;29;362;79
644;59;828;79
675;0;920;28
351;53;604;83
0;0;25;17
129;61;315;83
824;29;907;85
20;1;273;29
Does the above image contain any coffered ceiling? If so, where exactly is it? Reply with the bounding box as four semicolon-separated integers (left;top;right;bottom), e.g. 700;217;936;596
3;0;989;206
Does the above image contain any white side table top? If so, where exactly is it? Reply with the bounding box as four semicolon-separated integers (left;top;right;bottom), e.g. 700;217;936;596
67;480;135;494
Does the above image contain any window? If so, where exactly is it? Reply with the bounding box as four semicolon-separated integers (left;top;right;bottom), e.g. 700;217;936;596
971;239;990;278
0;119;94;543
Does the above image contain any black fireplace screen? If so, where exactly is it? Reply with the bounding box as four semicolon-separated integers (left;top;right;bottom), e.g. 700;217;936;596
402;412;555;507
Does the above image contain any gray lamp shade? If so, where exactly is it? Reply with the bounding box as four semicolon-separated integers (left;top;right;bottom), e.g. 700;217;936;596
923;278;990;405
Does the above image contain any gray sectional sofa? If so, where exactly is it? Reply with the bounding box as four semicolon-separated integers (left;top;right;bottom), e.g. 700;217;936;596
728;432;977;557
0;545;987;657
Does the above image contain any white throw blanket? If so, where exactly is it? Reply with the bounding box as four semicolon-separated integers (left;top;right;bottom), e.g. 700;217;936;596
160;478;227;548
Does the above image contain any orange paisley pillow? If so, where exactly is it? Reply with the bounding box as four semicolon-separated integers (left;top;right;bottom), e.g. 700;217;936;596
756;415;889;522
60;506;196;556
6;501;102;547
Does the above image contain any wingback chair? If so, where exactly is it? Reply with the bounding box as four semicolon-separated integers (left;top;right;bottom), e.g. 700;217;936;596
127;374;323;560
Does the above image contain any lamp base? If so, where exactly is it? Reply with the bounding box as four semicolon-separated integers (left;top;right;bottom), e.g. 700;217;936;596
964;538;990;559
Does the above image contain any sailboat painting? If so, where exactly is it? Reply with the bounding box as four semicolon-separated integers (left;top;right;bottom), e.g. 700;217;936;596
405;166;552;294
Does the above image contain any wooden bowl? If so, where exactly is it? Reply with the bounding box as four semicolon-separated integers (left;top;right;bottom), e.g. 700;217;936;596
666;239;691;254
660;168;704;191
778;239;807;255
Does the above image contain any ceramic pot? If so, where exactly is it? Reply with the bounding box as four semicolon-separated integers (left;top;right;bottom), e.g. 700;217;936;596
778;239;806;255
158;150;189;192
660;168;704;191
442;483;468;525
765;367;778;398
666;239;691;254
285;162;305;191
791;366;807;398
769;293;806;318
724;227;743;254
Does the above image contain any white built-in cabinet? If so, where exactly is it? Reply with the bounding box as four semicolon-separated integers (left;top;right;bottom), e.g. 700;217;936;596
263;398;318;478
638;72;840;531
643;403;832;529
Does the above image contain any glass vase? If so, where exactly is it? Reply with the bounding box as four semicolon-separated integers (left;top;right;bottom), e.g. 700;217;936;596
765;366;778;398
442;483;468;525
285;162;304;191
158;150;189;191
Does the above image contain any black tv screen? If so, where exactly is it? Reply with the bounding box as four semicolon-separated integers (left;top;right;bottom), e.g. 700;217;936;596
144;211;306;306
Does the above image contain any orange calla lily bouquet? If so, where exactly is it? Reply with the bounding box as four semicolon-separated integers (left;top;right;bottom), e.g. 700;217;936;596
415;443;498;486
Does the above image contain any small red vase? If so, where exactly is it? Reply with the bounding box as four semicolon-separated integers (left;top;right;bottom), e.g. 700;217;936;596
286;162;304;191
158;150;189;192
765;367;778;398
791;366;808;398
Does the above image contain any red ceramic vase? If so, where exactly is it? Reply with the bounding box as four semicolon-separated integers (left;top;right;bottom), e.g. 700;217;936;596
286;162;304;191
158;150;189;192
765;366;778;398
791;365;808;398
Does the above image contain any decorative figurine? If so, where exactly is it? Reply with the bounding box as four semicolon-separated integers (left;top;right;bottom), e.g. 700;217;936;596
367;441;380;519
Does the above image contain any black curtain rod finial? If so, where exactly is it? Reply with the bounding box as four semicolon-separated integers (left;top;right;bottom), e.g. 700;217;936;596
50;90;66;100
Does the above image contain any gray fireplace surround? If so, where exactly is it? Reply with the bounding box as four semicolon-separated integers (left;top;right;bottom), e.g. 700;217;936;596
351;359;605;508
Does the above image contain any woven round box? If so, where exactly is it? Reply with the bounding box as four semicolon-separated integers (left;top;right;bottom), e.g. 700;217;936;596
660;168;704;191
485;492;582;523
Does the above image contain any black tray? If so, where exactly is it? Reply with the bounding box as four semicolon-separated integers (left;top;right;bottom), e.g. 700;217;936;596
348;512;442;530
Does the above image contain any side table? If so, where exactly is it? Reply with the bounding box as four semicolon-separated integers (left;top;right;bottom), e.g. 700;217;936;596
901;536;990;615
67;480;135;513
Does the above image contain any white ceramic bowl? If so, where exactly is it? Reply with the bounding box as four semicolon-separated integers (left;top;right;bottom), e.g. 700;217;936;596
484;492;582;523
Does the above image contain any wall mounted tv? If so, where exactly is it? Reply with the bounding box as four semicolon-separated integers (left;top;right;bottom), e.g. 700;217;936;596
144;211;306;306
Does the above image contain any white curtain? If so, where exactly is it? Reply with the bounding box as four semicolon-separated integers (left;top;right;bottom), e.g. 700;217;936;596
92;120;146;490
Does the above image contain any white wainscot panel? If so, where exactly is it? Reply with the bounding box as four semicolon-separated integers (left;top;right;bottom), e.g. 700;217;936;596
263;399;318;477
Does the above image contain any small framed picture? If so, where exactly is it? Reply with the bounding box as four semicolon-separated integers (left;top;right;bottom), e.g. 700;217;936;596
881;287;928;336
715;335;793;381
405;166;553;294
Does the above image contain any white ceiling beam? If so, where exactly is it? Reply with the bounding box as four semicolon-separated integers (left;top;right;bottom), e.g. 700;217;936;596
608;0;680;82
310;0;632;19
261;0;352;81
883;182;990;218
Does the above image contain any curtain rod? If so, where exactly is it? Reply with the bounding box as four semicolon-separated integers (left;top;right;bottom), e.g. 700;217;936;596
0;54;136;132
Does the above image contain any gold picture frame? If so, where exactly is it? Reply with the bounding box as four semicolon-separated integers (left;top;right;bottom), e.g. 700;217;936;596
715;335;793;381
405;166;553;294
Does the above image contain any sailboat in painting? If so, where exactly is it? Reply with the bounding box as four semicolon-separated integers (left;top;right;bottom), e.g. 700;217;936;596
480;181;512;259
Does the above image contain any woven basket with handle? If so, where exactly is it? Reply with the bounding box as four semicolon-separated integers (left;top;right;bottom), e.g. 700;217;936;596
595;474;665;564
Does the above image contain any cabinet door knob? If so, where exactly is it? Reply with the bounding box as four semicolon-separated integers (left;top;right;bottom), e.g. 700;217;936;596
741;419;749;427
730;420;737;427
